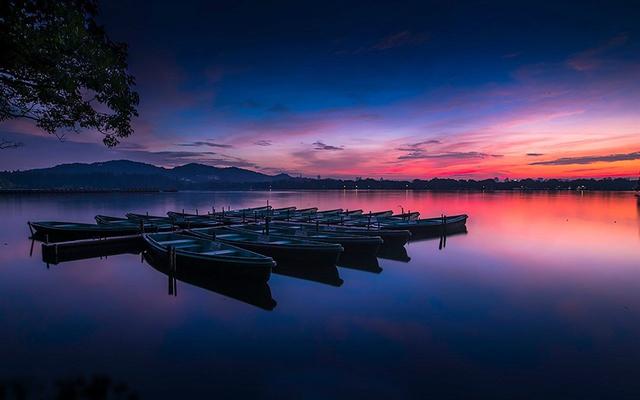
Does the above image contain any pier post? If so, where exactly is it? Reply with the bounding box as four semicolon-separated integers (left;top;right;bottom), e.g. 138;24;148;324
265;216;270;235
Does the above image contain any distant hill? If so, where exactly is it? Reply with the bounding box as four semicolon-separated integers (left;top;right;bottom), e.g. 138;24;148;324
0;160;636;191
0;160;292;190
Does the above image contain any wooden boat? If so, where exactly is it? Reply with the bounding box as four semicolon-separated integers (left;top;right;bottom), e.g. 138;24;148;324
29;221;147;241
366;210;394;217
232;223;383;255
127;212;220;228
143;232;274;281
187;226;343;266
374;214;469;236
274;221;411;247
95;215;175;231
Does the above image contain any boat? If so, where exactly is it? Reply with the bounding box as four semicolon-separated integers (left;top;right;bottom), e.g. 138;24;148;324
274;221;411;247
95;215;175;231
187;226;343;266
232;223;383;255
143;251;276;310
127;212;220;228
28;221;148;241
143;232;274;281
374;214;469;236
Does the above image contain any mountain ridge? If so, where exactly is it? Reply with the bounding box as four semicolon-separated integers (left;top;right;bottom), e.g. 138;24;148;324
0;160;292;189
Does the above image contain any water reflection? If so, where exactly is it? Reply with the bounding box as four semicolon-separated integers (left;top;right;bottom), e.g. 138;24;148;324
4;191;640;399
273;262;343;287
376;245;411;262
144;252;277;311
338;254;382;273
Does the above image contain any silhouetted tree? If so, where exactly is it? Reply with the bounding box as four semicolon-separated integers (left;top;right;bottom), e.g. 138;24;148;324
0;0;139;147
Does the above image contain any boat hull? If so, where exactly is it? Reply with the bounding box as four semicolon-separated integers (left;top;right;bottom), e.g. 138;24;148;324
144;235;273;282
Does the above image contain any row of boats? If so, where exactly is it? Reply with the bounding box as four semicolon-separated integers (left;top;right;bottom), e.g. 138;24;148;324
29;205;468;282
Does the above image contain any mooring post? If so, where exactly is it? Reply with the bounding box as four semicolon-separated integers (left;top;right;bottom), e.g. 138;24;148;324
27;222;34;236
140;220;144;234
45;234;49;244
254;211;258;223
243;210;246;223
196;208;199;216
265;216;271;235
316;220;320;232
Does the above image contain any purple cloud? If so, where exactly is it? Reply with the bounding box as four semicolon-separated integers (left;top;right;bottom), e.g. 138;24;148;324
530;151;640;165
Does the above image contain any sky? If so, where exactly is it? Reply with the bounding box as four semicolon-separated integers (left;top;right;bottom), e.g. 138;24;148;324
1;0;640;179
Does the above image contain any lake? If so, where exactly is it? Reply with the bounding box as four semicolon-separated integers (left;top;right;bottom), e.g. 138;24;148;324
1;191;639;399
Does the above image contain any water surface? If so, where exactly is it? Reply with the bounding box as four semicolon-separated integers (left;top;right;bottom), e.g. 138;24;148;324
1;191;639;399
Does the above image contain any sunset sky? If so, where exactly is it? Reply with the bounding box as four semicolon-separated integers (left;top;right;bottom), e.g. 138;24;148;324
1;0;639;179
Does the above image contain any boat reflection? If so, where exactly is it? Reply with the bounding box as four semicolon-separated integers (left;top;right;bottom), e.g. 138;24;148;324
144;252;277;311
376;245;411;262
273;262;343;287
408;225;468;242
338;253;382;273
41;238;144;265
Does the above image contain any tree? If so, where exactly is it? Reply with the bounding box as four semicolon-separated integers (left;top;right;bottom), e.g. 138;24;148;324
0;0;139;147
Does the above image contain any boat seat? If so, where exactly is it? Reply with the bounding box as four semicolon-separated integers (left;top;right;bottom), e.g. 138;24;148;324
157;239;194;245
201;249;236;256
270;240;291;244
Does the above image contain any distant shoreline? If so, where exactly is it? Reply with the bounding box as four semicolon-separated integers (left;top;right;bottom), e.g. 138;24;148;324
0;188;637;194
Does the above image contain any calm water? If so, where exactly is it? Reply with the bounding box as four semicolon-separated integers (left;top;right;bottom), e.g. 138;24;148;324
1;191;639;399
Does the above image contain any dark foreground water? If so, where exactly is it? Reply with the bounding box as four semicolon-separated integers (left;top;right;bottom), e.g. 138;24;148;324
1;191;639;399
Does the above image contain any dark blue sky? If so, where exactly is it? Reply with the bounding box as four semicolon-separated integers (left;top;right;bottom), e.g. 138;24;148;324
2;0;639;178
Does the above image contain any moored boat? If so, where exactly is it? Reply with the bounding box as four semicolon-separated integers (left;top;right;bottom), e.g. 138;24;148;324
232;223;383;255
187;226;343;266
376;214;469;236
95;215;175;231
274;221;411;247
127;212;220;228
143;232;274;281
29;221;147;241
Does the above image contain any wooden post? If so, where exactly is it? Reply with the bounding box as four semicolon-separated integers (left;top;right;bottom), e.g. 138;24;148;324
196;208;199;216
265;216;270;235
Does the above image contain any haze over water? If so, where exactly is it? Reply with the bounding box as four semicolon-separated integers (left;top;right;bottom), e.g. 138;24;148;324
1;191;639;398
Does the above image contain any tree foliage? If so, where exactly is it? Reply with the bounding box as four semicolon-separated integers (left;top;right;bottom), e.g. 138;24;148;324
0;0;139;146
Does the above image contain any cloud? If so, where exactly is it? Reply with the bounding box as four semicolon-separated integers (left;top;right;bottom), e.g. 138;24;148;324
396;139;441;152
177;141;233;148
526;153;545;156
312;141;343;151
502;51;522;59
336;30;428;55
398;151;503;160
254;140;272;146
567;34;628;72
371;31;429;51
530;151;640;166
